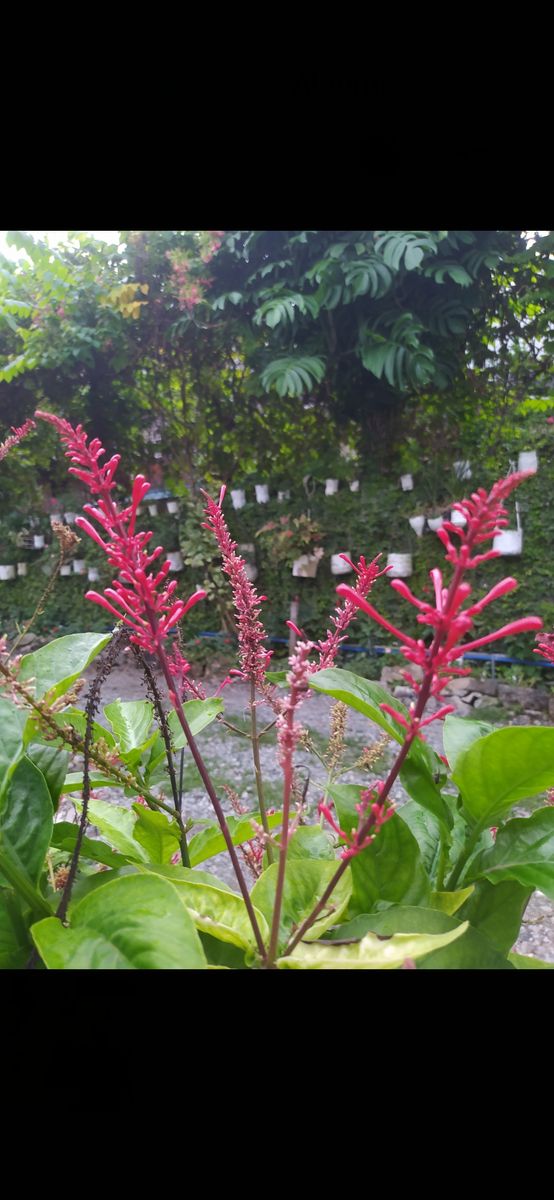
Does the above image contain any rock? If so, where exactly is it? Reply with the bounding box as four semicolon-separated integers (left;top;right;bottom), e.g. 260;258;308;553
473;678;499;697
393;686;414;701
380;666;406;685
443;677;473;695
497;683;549;710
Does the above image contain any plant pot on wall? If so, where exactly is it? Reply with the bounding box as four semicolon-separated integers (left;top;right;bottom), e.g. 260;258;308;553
427;515;444;532
277;489;290;502
231;489;246;510
167;550;184;572
400;474;414;492
325;478;339;496
167;500;179;515
73;559;86;575
408;515;425;538
453;460;472;481
87;567;100;582
386;553;413;578
255;484;269;504
493;529;522;556
450;509;467;527
64;511;77;525
148;503;159;517
33;534;46;550
60;564;72;577
518;450;538;473
0;564;16;581
350;480;360;493
292;551;323;578
16;562;28;576
331;553;353;575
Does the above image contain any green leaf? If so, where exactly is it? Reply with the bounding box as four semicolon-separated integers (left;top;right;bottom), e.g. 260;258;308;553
469;807;554;900
0;697;26;798
430;886;474;915
188;810;282;867
251;859;351;952
47;707;116;748
50;822;127;869
328;789;431;914
137;865;269;950
443;714;494;771
31;873;207;969
285;826;336;861
278;923;468;969
19;633;111;701
26;745;69;810
457;878;532;954
103;700;154;762
74;797;149;863
452;727;554;824
62;771;121;793
264;670;288;687
508;951;554;969
0;890;30;969
397;802;442;879
166;698;223;746
0;757;53;885
131;804;181;864
345;906;514;969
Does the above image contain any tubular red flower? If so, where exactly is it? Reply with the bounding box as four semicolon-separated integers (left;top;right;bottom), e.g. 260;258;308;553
0;418;36;462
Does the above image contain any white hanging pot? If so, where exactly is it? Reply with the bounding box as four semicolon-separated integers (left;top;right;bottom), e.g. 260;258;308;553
453;460;472;481
427;516;444;532
167;550;184;572
493;529;522;556
167;500;179;514
518;450;538;473
33;534;45;550
350;480;360;493
136;505;144;516
87;567;100;582
325;478;339;496
231;488;246;510
60;564;72;576
386;553;413;579
409;515;425;538
450;509;467;527
148;503;159;516
255;484;269;504
331;554;353;575
0;564;16;581
64;511;77;525
292;553;321;578
244;562;258;582
17;562;28;577
400;474;414;491
277;489;290;502
49;513;62;527
73;559;86;575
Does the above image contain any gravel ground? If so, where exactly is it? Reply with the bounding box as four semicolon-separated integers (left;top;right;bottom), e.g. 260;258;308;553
59;650;554;964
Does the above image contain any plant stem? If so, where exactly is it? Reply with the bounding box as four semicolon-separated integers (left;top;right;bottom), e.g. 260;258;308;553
445;824;483;891
250;679;273;863
267;708;295;965
156;641;267;962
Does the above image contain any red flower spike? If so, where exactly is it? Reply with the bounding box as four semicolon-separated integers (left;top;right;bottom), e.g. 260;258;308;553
0;418;36;462
318;555;387;669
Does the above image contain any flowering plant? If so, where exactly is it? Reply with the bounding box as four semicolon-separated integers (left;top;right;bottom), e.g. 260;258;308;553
1;417;554;970
256;514;324;564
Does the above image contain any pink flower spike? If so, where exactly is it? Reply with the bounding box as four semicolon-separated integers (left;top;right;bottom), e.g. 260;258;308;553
465;577;518;616
335;586;418;647
446;616;543;661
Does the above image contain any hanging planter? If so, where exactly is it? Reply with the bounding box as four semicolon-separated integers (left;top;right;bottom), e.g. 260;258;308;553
64;511;77;525
231;489;246;510
292;551;323;578
0;564;16;581
49;513;62;527
33;534;46;550
255;484;269;504
408;515;425;538
453;460;472;481
87;567;100;583
60;564;73;577
148;503;159;517
16;562;28;577
331;553;353;576
167;500;179;515
244;562;258;582
427;515;444;532
493;529;522;556
400;474;414;492
277;489;290;502
136;505;144;517
349;480;360;493
386;553;413;579
518;450;538;473
450;509;467;527
167;550;184;572
73;559;86;575
325;478;339;496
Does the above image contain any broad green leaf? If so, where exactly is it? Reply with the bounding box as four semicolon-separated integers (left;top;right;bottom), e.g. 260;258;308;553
167;698;223;747
103;700;155;763
397;802;442;879
62;771;121;793
457;878;532;954
508;951;554;969
19;632;111;701
469;807;554;900
452;727;554;824
310;668;450;826
50;822;129;869
278;922;468;969
251;859;351;952
188;810;282;867
443;714;494;771
199;931;247;968
430;886;474;915
26;745;69;810
137;865;268;950
0;697;26;797
131;804;181;864
136;862;235;892
44;707;116;748
264;670;288;687
285;826;336;861
75;798;149;863
328;789;431;914
0;756;53;885
32;873;207;969
0;890;30;969
346;906;514;969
